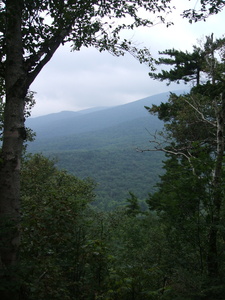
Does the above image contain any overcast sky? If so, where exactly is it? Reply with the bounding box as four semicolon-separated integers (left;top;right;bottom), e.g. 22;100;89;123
30;0;225;117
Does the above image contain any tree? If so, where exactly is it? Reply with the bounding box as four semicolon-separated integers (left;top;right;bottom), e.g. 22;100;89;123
19;154;96;299
101;208;170;300
149;47;204;85
0;1;224;298
20;157;166;300
145;35;225;298
149;34;225;86
182;0;225;22
125;192;141;216
0;1;175;297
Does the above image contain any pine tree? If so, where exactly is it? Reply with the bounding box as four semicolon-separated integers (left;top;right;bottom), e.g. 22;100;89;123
145;35;225;298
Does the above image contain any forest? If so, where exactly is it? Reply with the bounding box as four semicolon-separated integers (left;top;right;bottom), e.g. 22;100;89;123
4;33;225;300
1;1;225;300
26;98;167;210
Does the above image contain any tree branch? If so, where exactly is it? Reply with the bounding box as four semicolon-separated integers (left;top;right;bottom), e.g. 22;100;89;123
184;97;216;127
26;26;72;87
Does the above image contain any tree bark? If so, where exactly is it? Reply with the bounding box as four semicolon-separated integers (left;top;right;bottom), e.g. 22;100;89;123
0;0;27;298
0;2;73;297
207;94;225;280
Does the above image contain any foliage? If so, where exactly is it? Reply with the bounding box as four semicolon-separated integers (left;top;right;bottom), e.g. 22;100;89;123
20;154;96;299
0;0;174;84
103;212;169;300
0;2;174;292
18;148;225;300
145;35;225;298
19;153;173;300
149;47;204;85
27;112;165;210
49;148;163;210
149;35;225;86
1;1;225;298
183;0;225;22
125;191;141;216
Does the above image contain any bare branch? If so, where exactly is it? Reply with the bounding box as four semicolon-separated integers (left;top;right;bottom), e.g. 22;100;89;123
184;97;216;127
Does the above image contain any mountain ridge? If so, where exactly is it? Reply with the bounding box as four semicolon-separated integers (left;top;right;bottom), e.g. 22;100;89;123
26;90;186;140
26;90;187;209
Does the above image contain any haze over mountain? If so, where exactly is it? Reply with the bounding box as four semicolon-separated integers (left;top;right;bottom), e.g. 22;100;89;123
27;91;183;140
26;90;186;209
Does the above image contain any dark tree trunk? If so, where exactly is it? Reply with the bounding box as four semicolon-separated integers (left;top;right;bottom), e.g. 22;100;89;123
0;0;27;298
0;2;69;297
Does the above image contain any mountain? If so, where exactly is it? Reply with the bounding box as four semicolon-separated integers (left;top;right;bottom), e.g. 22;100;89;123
26;91;175;139
26;90;185;210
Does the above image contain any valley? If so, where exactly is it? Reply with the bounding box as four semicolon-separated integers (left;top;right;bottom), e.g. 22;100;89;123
26;91;184;209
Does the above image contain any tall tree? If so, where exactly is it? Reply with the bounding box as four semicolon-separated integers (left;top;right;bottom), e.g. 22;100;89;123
20;154;95;299
0;1;173;297
149;47;204;85
145;35;225;298
149;34;225;86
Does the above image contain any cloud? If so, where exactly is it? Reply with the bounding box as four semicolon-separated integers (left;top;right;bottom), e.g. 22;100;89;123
30;1;225;117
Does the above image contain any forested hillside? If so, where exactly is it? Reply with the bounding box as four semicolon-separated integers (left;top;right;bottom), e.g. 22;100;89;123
26;92;184;209
20;33;225;300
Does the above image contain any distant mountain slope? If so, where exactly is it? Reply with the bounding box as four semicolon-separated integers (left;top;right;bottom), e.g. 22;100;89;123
27;115;162;152
26;91;182;140
26;90;186;209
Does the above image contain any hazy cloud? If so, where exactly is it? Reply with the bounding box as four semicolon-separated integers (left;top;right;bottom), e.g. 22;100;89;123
30;1;225;117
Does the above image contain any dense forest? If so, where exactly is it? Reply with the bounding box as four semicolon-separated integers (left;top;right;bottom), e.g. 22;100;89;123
1;1;225;300
10;34;225;299
19;153;170;300
26;95;168;210
53;148;163;210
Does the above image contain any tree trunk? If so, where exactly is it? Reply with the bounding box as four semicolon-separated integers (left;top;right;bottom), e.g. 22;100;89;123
207;94;225;280
0;1;27;298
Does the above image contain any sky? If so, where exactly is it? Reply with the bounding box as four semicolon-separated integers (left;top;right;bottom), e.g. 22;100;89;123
30;0;225;117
